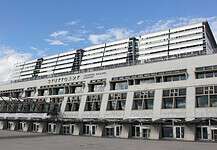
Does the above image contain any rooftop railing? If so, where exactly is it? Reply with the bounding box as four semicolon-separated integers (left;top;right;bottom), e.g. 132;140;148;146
6;50;217;84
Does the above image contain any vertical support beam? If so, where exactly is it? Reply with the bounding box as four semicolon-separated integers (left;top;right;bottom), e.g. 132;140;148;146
120;124;130;138
150;125;160;140
184;125;195;141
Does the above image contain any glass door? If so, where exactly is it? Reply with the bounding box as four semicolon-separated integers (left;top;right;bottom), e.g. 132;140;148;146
212;129;217;141
202;127;208;139
196;126;208;140
174;126;184;139
105;127;114;137
141;128;150;139
63;125;70;134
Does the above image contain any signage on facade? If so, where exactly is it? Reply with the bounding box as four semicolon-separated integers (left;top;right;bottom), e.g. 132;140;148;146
48;75;80;84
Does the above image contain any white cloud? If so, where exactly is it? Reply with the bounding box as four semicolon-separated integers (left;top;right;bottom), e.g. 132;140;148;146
65;36;85;42
46;30;85;46
140;16;217;40
50;30;69;38
65;20;79;26
96;25;105;29
88;28;132;44
30;46;37;50
45;39;66;46
30;46;48;57
137;20;144;25
0;46;31;82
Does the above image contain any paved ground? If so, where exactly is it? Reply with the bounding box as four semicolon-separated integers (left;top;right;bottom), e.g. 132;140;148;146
0;130;217;150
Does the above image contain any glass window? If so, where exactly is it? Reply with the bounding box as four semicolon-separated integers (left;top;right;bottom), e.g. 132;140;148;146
202;127;208;139
163;90;170;97
107;93;127;111
140;78;155;84
132;90;154;110
210;95;217;107
113;81;128;90
74;86;83;93
196;87;204;95
179;89;186;96
144;99;154;109
214;71;217;77
205;72;214;78
132;99;143;110
84;95;102;111
162;98;173;109
162;127;173;138
58;88;65;95
175;97;186;108
196;95;208;107
196;73;205;79
162;88;186;109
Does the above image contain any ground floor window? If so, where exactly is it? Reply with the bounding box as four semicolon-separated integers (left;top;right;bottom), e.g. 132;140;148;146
175;126;184;139
83;124;97;136
62;124;74;135
196;126;208;140
105;125;122;137
131;125;150;139
161;126;184;139
211;129;217;141
18;122;27;131
48;123;57;133
7;122;14;130
162;127;173;138
33;123;40;132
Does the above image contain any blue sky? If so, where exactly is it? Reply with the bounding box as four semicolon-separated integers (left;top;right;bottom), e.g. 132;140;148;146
0;0;217;81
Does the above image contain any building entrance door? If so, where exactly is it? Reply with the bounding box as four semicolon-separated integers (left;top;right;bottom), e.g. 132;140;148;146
174;126;184;139
141;128;150;139
211;129;217;141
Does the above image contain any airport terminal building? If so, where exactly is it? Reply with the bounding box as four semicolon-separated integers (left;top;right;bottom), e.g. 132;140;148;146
1;22;217;141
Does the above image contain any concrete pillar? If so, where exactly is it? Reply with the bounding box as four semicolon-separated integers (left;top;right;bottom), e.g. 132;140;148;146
208;126;212;141
73;123;82;135
36;122;46;133
22;122;30;132
184;125;195;141
95;124;104;137
120;124;130;138
186;87;195;121
152;89;163;121
8;121;18;131
150;125;160;140
0;121;6;130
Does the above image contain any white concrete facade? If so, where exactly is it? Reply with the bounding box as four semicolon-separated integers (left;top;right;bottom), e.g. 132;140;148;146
0;22;217;142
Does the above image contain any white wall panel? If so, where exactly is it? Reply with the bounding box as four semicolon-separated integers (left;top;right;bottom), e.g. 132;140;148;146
170;28;203;38
81;58;103;65
169;40;203;49
102;59;126;66
80;63;101;69
103;53;127;61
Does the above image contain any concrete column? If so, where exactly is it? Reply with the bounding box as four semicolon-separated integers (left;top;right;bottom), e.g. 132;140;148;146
95;124;104;137
37;122;46;133
152;89;163;121
73;123;82;135
123;92;134;119
208;126;212;141
55;123;62;134
150;125;160;140
22;122;30;132
186;87;195;121
120;124;130;138
60;96;68;114
184;125;195;141
0;121;5;130
9;121;17;131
